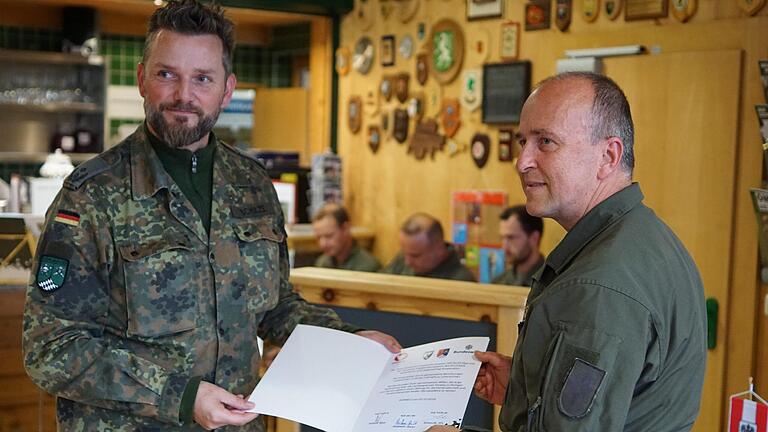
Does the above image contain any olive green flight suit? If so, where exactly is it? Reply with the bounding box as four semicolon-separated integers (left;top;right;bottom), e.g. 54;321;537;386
381;243;476;282
314;243;381;272
499;184;706;431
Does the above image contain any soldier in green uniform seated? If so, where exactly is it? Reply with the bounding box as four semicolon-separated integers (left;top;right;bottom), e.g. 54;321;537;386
22;1;399;430
491;205;545;287
311;204;381;272
381;213;475;281
429;72;706;431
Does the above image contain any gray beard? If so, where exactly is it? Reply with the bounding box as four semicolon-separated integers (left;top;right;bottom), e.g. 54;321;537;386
145;100;221;149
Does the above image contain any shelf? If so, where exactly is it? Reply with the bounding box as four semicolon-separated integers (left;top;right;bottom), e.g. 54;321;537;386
0;152;99;164
0;101;102;114
1;49;104;66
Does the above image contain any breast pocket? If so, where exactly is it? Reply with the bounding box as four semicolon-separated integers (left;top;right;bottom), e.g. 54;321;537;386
233;219;285;313
119;236;198;338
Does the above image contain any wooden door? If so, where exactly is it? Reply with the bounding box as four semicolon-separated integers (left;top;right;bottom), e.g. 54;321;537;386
604;50;742;431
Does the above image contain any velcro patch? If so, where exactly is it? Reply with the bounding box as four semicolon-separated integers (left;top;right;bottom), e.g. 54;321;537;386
36;255;69;293
557;358;605;419
230;205;269;218
54;209;80;227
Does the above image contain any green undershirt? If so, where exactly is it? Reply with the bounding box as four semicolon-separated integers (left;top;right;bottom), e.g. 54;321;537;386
146;125;216;234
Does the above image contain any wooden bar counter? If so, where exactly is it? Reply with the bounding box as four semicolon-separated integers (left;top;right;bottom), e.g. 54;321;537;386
280;267;531;432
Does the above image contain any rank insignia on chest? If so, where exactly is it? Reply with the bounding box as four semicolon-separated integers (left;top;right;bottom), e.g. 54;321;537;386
54;209;80;227
36;255;69;293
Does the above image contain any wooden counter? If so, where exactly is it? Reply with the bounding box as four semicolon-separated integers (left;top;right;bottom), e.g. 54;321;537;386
0;287;56;432
282;267;530;432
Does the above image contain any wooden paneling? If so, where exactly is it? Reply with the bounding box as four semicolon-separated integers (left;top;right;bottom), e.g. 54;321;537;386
252;87;309;159
308;17;334;157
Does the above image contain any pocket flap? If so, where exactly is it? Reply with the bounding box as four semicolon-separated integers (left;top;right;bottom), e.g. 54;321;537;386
118;236;191;262
234;221;285;243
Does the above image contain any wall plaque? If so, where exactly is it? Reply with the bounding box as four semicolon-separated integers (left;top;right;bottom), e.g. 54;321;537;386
555;0;573;31
671;0;697;22
348;96;362;134
368;125;381;153
441;98;461;138
525;2;551;31
604;0;623;19
428;19;465;85
394;108;409;143
471;133;491;168
625;0;668;20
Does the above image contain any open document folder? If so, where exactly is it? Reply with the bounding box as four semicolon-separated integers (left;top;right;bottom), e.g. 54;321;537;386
248;325;489;432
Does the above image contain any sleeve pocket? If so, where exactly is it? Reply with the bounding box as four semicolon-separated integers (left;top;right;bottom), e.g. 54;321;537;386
557;358;606;419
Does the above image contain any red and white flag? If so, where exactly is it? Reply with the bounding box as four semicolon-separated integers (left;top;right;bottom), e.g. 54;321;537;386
730;397;768;432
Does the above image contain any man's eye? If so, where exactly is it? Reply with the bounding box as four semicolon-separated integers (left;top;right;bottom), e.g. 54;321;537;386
196;75;212;83
541;137;552;145
158;70;173;79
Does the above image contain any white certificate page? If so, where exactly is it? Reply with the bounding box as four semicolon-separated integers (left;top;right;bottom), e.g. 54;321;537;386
352;337;489;431
247;325;488;432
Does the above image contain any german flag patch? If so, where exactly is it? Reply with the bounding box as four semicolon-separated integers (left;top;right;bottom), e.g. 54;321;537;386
54;210;80;227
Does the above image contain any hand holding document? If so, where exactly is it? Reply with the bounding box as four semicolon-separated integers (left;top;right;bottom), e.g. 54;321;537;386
248;325;489;432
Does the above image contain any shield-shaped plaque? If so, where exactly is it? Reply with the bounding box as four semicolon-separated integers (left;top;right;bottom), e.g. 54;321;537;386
429;19;465;85
604;0;622;20
348;96;362;134
368;125;381;153
423;79;443;118
581;0;599;22
380;76;393;101
381;110;392;140
395;73;410;103
671;0;697;22
416;52;429;85
409;119;445;160
471;133;490;168
380;0;395;20
460;69;482;112
555;0;572;31
441;98;461;138
394;108;409;143
737;0;765;15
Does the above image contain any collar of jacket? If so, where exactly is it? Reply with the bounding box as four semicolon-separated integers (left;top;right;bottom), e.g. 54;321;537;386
542;182;644;277
130;124;220;200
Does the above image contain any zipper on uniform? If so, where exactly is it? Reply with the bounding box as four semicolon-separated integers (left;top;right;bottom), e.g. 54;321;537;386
527;396;542;431
191;153;198;173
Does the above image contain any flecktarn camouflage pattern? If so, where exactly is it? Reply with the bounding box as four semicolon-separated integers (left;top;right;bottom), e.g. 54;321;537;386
23;126;358;431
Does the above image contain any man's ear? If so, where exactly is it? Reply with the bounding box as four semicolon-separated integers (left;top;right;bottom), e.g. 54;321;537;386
530;230;542;248
137;62;146;97
597;137;624;180
220;73;237;108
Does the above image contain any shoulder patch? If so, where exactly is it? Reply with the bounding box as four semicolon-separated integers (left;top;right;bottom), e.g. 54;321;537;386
64;154;116;190
557;358;605;419
220;141;267;170
36;255;69;293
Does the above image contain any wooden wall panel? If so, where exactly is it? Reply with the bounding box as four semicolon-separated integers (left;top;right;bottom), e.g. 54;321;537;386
252;87;309;161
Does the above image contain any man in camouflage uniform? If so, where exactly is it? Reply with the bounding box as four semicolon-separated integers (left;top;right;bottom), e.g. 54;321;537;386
381;213;475;281
429;73;706;431
22;1;398;430
312;203;381;272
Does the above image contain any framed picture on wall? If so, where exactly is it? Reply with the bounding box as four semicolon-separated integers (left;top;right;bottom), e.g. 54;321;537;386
482;61;531;124
467;0;503;20
381;35;395;67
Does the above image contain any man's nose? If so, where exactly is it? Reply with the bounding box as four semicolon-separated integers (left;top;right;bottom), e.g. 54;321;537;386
516;144;536;174
174;79;193;102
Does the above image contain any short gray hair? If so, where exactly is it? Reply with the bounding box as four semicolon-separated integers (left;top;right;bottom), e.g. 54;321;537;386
536;72;635;173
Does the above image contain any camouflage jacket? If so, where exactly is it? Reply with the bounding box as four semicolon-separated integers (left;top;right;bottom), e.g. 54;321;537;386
23;127;358;431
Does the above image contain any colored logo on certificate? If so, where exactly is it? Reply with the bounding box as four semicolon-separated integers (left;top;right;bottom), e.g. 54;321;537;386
437;348;450;358
393;352;409;362
423;350;434;360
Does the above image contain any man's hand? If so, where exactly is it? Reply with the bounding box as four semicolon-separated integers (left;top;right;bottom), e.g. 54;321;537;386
193;381;259;430
474;351;512;405
424;426;458;431
356;330;402;353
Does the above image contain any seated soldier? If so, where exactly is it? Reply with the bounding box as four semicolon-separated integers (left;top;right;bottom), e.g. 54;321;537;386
492;205;545;286
312;204;381;272
382;213;475;281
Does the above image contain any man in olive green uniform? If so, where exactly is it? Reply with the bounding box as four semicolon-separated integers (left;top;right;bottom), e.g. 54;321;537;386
312;203;380;272
22;2;398;431
430;73;706;432
382;213;475;281
491;205;545;287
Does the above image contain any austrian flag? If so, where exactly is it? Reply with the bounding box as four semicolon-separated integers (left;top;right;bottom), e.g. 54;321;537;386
54;210;80;227
730;397;768;432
